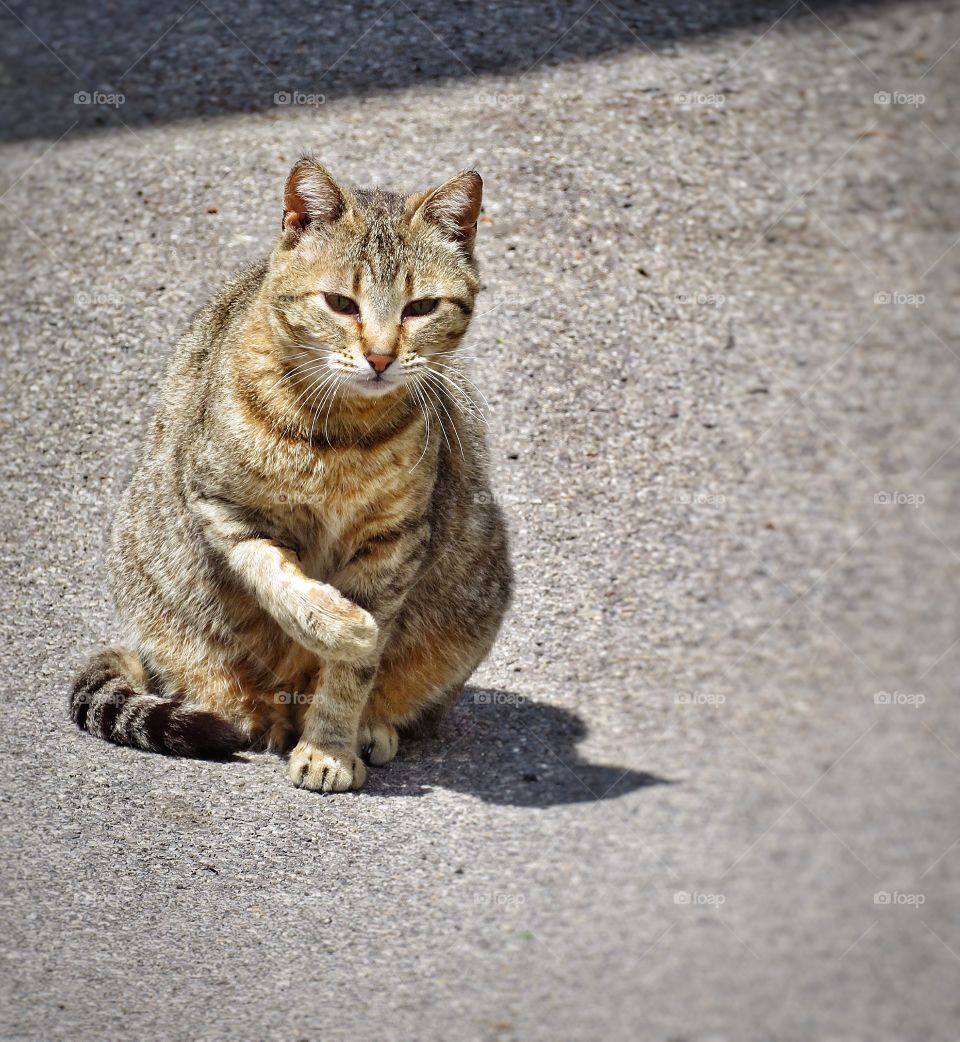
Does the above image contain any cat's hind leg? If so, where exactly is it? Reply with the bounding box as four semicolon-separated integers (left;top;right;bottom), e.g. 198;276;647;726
150;649;299;755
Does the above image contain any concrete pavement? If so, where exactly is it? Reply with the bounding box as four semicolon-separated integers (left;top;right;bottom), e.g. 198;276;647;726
1;1;958;1039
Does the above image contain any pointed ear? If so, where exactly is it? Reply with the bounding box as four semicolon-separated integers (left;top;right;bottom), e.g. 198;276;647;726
409;171;483;252
282;157;345;240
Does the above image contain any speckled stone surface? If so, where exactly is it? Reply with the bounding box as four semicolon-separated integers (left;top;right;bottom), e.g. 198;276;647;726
1;1;958;1039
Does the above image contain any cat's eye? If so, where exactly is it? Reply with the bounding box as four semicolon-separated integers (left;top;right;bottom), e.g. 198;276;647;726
402;298;439;319
324;292;360;316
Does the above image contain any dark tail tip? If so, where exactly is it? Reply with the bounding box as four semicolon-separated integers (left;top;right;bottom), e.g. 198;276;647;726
72;646;246;760
160;704;246;760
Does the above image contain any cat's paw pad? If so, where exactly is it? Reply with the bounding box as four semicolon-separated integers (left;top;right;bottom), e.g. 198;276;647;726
358;721;399;766
288;742;368;792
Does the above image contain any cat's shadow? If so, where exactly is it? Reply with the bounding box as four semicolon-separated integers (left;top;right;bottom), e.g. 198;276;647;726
365;686;670;806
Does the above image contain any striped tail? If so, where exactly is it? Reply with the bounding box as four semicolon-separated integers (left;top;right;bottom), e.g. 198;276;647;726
70;646;244;759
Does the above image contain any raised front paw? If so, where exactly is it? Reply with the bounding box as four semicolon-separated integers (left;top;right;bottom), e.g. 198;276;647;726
358;720;399;766
293;582;379;662
287;741;368;792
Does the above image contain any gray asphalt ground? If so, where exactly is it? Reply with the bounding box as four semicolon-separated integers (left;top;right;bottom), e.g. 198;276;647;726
1;1;959;1039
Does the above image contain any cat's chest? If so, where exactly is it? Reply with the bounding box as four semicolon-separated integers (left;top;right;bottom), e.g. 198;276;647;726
264;455;425;580
288;498;368;578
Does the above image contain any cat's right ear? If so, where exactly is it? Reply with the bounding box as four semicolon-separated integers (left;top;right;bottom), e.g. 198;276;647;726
281;158;345;243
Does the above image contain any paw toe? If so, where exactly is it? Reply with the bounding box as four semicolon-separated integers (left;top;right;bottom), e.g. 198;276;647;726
288;743;367;792
358;721;399;766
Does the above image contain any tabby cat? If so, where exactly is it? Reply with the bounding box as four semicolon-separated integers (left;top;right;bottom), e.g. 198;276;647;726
70;158;512;792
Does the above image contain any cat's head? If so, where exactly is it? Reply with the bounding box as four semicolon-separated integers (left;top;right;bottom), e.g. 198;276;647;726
264;157;482;401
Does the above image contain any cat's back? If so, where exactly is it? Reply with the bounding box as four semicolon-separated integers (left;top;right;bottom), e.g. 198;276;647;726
110;263;269;579
159;260;269;425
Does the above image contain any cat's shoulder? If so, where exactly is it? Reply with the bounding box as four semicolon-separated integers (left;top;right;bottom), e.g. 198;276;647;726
194;259;270;343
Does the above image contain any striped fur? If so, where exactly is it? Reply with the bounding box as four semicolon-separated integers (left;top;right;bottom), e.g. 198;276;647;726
70;647;243;758
71;159;512;791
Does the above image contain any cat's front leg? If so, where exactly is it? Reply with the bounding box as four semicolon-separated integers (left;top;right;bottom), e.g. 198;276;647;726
288;520;432;790
288;661;376;792
195;496;378;661
229;539;379;662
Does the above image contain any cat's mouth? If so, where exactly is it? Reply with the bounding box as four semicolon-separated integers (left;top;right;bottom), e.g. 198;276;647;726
348;370;405;399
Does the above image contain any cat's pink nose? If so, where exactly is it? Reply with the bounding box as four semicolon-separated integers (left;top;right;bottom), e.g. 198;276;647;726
366;353;394;375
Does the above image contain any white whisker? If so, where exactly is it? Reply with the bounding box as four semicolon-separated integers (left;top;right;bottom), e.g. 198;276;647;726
417;378;451;455
270;368;336;442
423;364;489;424
418;372;464;459
266;354;328;396
275;367;338;440
428;358;490;410
309;372;345;444
409;383;432;472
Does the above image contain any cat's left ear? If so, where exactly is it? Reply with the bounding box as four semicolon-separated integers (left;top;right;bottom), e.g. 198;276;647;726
281;157;346;242
408;171;483;253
